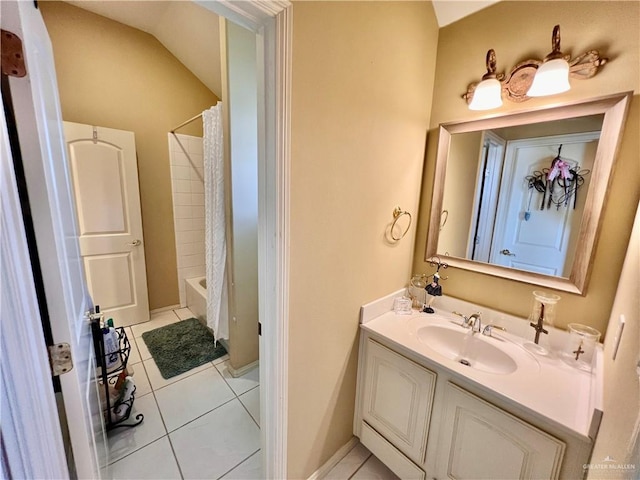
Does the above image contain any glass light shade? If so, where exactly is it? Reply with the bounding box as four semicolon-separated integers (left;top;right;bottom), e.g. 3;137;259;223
468;78;503;110
527;58;571;97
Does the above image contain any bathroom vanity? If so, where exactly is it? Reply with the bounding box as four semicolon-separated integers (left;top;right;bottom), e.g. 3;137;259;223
354;293;602;479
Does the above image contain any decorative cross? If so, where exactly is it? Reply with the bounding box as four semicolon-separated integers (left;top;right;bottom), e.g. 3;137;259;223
573;341;585;360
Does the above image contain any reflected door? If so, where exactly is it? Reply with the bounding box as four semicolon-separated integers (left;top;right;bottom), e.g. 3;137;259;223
490;132;598;276
64;122;149;326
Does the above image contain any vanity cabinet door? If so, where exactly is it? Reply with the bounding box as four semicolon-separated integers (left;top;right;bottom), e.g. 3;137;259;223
361;339;436;464
433;383;565;480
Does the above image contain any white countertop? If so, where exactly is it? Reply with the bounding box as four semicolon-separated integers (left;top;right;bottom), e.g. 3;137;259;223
360;291;603;441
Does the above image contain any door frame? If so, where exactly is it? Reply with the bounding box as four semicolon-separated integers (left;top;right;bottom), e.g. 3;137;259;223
199;2;292;477
2;0;292;477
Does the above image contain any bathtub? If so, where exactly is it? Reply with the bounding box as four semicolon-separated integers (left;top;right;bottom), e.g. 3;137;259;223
185;276;229;347
185;276;207;325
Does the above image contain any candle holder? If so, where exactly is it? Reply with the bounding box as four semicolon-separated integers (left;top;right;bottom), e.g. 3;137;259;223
561;323;601;371
524;290;561;356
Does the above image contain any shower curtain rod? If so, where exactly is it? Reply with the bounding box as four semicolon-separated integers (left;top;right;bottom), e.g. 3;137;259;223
170;112;202;133
170;101;220;133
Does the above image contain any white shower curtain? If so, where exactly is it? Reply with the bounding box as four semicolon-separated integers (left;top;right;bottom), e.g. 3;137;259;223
203;103;228;342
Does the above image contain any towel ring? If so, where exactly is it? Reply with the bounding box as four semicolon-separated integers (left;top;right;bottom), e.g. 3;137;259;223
440;209;449;231
391;207;412;241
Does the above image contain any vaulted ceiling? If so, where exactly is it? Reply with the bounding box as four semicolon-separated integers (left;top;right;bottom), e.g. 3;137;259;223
64;0;499;99
65;1;223;97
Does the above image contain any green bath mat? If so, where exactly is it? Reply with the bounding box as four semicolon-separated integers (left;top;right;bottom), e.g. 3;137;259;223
142;318;227;379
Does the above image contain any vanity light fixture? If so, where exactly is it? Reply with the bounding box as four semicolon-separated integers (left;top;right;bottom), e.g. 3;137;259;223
527;25;570;97
463;25;608;110
468;49;503;111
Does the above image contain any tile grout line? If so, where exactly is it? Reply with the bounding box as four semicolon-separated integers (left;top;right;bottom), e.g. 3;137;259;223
166;433;186;480
147;361;185;480
237;386;260;428
346;453;373;480
109;308;260;479
106;435;170;468
164;396;238;435
214;447;261;480
144;361;216;393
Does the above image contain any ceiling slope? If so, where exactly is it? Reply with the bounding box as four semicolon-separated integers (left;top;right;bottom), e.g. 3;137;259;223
65;1;222;97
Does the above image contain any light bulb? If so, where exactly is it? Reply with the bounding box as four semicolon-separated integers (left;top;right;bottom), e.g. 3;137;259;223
469;78;503;110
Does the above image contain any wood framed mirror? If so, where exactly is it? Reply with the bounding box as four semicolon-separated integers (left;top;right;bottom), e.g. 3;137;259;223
425;92;632;295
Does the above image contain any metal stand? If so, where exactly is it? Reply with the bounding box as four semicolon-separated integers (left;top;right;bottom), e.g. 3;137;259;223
90;319;144;430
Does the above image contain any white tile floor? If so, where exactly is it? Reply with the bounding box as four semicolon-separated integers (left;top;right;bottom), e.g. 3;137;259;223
107;309;394;480
324;442;399;480
107;309;261;480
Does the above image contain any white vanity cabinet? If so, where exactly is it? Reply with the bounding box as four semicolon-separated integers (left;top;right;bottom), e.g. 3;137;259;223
354;330;591;480
360;339;436;465
432;383;565;479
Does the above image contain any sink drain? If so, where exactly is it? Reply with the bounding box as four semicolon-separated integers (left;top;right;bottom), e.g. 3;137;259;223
459;359;471;366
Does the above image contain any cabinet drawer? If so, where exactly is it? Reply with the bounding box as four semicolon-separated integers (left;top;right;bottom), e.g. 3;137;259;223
361;421;425;480
361;339;436;463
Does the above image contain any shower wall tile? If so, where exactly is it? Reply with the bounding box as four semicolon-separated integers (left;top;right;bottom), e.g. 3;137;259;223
177;242;205;257
190;181;204;194
174;193;192;206
179;254;206;269
192;206;205;219
171;151;190;167
191;167;205;181
176;230;204;245
174;219;191;232
179;266;205;282
188;137;204;156
192;193;205;206
190;154;204;168
173;206;192;219
173;179;191;193
171;165;192;181
169;133;206;307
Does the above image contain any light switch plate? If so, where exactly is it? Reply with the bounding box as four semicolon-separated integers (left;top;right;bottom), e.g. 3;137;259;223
611;314;625;361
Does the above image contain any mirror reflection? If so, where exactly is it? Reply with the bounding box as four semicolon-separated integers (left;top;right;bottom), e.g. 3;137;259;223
439;115;603;277
425;93;631;294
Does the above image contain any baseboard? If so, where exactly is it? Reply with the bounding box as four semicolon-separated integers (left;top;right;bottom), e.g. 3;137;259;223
307;436;359;480
149;304;181;315
227;359;259;378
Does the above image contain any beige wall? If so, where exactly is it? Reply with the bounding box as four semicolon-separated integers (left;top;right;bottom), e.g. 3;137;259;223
289;1;439;477
41;2;219;310
414;1;640;336
589;200;640;478
223;21;259;370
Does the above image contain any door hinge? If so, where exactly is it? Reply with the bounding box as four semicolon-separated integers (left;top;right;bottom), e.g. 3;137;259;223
1;30;27;78
48;343;74;376
258;322;262;336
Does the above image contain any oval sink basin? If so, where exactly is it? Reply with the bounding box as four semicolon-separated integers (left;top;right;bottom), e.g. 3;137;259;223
417;325;517;375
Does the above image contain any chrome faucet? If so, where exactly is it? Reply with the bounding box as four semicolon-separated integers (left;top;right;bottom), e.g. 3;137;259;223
467;313;482;333
453;312;482;333
482;324;507;337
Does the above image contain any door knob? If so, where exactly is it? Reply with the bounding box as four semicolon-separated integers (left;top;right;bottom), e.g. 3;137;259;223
128;239;142;246
500;249;515;256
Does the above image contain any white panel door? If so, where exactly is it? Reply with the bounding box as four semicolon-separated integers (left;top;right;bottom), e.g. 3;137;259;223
64;122;149;327
3;1;106;477
490;132;598;276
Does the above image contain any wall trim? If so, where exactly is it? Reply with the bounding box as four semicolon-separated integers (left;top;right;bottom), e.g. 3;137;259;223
149;304;181;315
196;1;292;478
307;437;360;480
227;359;259;378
